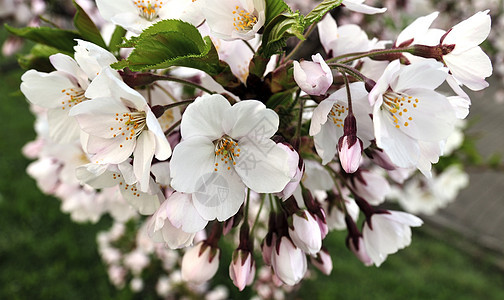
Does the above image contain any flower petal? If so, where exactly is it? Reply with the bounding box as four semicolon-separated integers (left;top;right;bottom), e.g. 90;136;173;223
223;100;279;140
170;136;215;192
166;192;208;233
180;94;230;139
234;139;290;193
192;168;246;221
134;131;156;192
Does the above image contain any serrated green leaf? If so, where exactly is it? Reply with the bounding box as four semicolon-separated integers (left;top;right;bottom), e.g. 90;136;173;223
304;0;343;27
261;11;305;56
5;24;81;54
108;26;127;53
73;0;107;48
265;0;289;26
112;20;222;74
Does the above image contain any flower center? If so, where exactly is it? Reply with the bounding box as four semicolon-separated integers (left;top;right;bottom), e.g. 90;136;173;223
382;91;419;129
133;0;163;21
232;5;258;32
327;103;348;128
213;136;240;171
60;87;88;110
111;110;147;141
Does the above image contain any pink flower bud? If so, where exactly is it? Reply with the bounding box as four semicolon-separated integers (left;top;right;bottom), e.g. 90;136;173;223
289;210;322;255
229;249;256;291
338;135;363;173
313;210;329;239
181;241;220;284
348;237;373;267
310;248;333;275
293;53;333;96
271;236;307;286
275;143;302;200
261;233;277;266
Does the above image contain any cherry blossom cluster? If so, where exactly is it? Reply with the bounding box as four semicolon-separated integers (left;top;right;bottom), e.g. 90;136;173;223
14;0;493;296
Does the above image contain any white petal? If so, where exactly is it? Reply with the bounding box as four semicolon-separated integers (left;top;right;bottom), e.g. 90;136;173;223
223;100;279;140
20;70;74;108
313;121;339;165
170;136;215;193
396;89;455;141
180;94;230;139
96;0;136;21
234;140;290;193
87;134;136;164
134;131;156;192
396;12;439;46
166;192;208;233
145;109;171;160
47;108;81;143
444;47;492;91
443;10;491;54
50;53;89;89
392;60;447;91
309;98;334;136
192;168;246;221
342;0;386;14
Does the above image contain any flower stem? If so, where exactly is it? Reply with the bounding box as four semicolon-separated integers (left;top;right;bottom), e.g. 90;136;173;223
163;119;181;136
283;23;317;62
250;193;266;235
327;47;414;64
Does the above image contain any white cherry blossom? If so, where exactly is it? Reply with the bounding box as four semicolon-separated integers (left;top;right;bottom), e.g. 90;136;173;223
70;68;171;192
202;0;265;40
362;211;423;267
310;82;374;165
368;60;456;172
20;40;117;143
170;94;291;221
96;0;203;34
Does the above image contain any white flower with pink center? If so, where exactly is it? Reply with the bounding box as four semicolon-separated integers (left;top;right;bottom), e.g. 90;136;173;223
20;40;117;143
202;0;265;40
170;94;291;221
70;68;171;192
368;60;457;172
96;0;203;34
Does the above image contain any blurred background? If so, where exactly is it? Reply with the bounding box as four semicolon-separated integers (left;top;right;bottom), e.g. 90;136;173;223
1;0;504;299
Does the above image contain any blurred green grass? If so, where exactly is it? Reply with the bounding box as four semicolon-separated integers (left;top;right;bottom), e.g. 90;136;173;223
1;27;504;300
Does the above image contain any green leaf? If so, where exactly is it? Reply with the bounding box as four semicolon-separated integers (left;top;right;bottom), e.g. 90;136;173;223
265;89;294;109
264;0;289;26
111;19;222;74
73;0;107;48
304;0;343;27
108;26;127;53
5;24;80;54
261;11;305;57
17;44;60;72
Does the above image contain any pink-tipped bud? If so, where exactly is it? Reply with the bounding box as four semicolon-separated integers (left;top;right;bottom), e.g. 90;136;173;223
275;143;302;200
338;113;362;173
348;237;373;267
229;249;256;291
313;209;329;239
293;53;333;96
338;135;363;173
181;241;220;284
261;232;276;266
271;236;307;286
310;248;333;275
289;210;322;255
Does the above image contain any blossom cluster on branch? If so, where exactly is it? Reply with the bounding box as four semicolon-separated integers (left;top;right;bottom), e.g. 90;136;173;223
7;0;493;296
